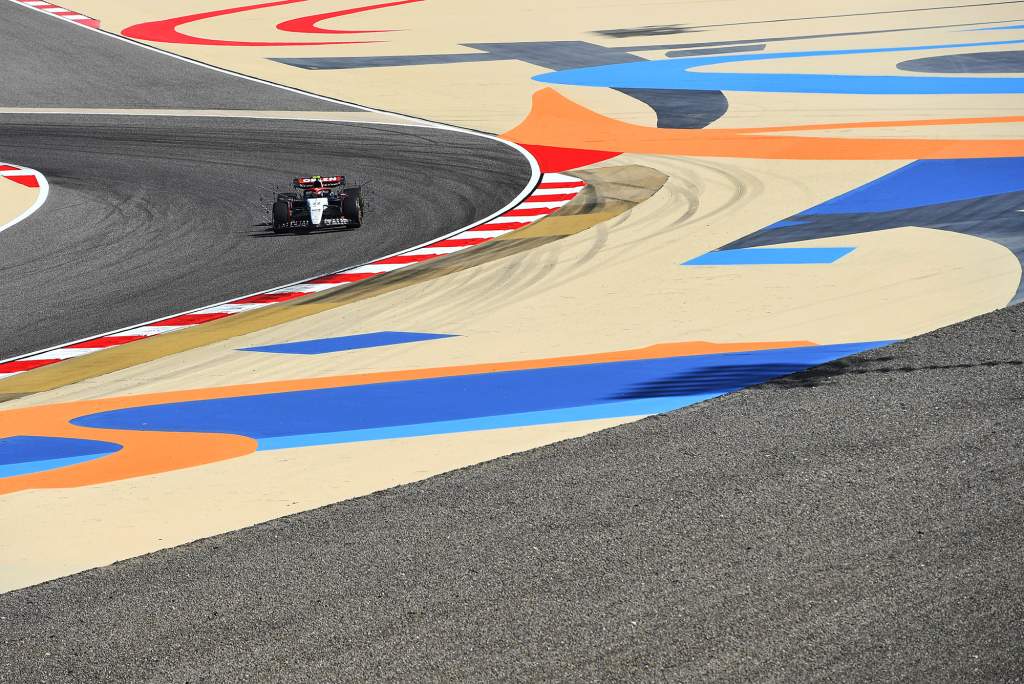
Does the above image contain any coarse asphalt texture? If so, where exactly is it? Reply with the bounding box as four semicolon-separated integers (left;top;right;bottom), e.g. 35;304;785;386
1;302;1020;681
0;1;356;111
0;3;531;358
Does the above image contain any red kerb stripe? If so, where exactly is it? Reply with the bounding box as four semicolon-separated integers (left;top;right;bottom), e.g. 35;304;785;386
232;291;307;304
6;175;39;188
469;222;529;231
528;192;578;202
0;359;61;373
537;181;585;189
431;238;488;247
373;253;439;265
67;335;148;349
151;312;232;326
503;206;558;217
306;273;374;284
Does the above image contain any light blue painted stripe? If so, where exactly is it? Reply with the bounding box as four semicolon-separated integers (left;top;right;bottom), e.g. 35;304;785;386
684;247;855;265
533;37;1024;94
242;331;457;355
256;396;712;451
0;452;117;479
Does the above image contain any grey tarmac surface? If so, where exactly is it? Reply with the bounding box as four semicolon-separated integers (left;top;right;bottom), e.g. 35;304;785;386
1;302;1021;681
0;1;354;111
0;2;530;358
0;115;529;358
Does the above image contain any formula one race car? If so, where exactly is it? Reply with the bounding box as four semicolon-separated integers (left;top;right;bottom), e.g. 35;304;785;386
271;175;364;233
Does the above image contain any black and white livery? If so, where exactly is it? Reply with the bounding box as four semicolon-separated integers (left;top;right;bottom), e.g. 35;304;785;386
272;175;364;233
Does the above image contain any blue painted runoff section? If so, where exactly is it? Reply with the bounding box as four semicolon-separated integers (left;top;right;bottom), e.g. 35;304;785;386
241;331;457;355
0;435;122;479
74;342;889;447
533;37;1024;94
771;158;1024;218
684;247;855;265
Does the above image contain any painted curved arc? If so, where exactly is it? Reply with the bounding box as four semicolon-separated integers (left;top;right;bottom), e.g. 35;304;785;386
121;0;390;47
0;166;49;236
677;36;1024;69
533;36;1024;94
276;0;422;35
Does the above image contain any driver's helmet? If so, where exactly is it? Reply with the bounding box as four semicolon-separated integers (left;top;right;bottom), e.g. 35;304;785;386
307;178;329;196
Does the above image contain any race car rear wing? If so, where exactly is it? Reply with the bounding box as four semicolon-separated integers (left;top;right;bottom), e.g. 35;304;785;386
294;175;344;188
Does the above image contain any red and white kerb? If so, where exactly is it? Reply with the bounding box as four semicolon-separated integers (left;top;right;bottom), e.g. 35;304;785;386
10;0;99;27
0;173;586;380
0;164;44;189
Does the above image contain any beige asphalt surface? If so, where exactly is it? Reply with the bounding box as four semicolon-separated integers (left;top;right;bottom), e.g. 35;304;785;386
2;0;1023;589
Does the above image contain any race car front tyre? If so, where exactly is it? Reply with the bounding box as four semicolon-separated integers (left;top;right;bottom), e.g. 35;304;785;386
342;188;363;228
272;200;290;233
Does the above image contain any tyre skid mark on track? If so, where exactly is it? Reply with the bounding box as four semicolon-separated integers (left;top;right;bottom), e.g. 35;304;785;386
0;175;585;380
0;162;49;234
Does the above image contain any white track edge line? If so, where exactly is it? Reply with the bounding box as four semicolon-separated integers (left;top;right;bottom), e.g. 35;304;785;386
0;110;447;129
0;166;48;235
2;0;518;136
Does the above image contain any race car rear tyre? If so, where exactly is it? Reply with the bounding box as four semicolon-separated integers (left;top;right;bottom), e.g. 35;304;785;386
272;200;290;233
342;188;363;228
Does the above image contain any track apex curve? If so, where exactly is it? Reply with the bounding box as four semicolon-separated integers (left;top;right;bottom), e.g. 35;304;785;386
0;0;546;382
0;170;582;381
0;162;48;235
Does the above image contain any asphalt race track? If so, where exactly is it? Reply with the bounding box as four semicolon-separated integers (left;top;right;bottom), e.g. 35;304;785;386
0;116;530;358
1;298;1020;682
0;1;357;111
0;3;530;358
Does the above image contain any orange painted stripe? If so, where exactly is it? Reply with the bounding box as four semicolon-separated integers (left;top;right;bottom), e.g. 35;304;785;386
503;88;1024;161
